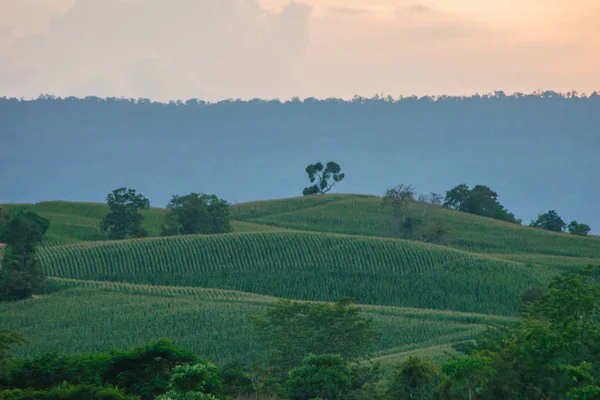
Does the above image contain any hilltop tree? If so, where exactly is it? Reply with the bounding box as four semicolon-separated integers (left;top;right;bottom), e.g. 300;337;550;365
0;210;50;301
530;210;566;232
444;183;519;223
567;220;591;236
161;193;232;236
383;184;447;243
303;162;345;196
101;187;150;240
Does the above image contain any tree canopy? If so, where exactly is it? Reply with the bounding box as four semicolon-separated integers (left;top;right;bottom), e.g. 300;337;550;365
302;162;345;196
444;184;520;223
567;220;592;236
453;265;600;399
530;209;567;232
161;193;231;236
100;187;150;240
0;210;50;301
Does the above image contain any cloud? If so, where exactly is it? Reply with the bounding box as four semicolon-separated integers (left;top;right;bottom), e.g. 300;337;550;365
0;0;312;100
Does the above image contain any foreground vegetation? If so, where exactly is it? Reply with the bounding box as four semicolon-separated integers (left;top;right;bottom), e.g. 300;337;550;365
1;267;598;399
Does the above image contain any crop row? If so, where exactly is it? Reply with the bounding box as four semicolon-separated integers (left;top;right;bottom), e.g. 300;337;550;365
0;288;490;366
39;231;545;315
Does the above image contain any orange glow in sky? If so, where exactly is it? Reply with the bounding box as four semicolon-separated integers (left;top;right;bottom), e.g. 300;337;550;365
0;0;598;100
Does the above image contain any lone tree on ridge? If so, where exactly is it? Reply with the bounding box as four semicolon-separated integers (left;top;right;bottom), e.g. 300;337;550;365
302;161;345;196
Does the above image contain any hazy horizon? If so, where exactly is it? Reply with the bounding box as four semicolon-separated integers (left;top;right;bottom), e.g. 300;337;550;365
1;0;599;101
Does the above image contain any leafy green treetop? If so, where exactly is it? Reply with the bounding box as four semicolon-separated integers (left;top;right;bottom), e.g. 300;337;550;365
444;183;519;223
457;265;600;398
567;220;592;236
303;162;345;196
156;362;222;400
101;187;150;240
530;209;566;232
161;193;231;236
441;356;496;400
286;354;352;400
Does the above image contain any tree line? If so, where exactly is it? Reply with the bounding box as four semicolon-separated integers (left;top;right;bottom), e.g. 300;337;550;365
1;266;599;399
99;160;593;244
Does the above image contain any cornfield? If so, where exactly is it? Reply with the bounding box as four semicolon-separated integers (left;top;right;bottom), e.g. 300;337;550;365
0;280;512;366
39;231;547;315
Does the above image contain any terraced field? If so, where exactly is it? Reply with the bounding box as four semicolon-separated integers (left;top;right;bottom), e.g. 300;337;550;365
0;279;513;366
2;194;599;369
38;231;549;315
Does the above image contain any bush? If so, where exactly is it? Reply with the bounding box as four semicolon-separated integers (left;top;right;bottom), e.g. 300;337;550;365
287;354;352;400
0;384;138;400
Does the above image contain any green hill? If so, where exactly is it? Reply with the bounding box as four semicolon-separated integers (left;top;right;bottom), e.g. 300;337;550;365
231;195;600;257
3;201;282;244
2;194;599;369
40;230;554;315
8;196;599;259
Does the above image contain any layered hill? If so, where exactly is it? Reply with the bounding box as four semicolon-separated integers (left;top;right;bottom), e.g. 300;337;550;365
1;194;599;367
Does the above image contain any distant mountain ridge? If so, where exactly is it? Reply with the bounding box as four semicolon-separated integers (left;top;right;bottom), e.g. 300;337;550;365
1;92;598;232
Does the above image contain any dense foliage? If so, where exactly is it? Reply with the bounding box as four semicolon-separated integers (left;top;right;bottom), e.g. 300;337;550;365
448;266;600;399
101;188;150;240
161;193;231;236
1;340;197;400
530;209;567;232
443;184;520;223
568;220;592;236
0;210;49;301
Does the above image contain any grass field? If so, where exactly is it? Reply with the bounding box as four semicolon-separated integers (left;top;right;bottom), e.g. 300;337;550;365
1;194;599;369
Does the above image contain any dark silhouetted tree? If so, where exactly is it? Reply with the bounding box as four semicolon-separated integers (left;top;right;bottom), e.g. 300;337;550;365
0;210;50;301
530;210;566;232
444;183;519;223
567;220;591;236
303;162;345;195
161;193;232;236
101;188;150;240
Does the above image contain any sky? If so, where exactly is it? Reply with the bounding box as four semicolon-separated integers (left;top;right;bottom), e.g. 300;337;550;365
0;0;599;101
